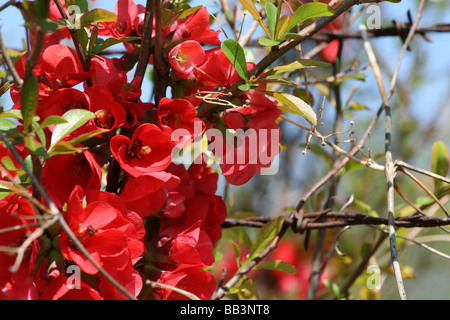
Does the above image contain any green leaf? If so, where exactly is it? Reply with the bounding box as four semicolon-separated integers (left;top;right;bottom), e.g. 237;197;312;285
94;37;141;54
88;26;99;53
174;5;202;21
255;260;298;274
21;74;39;134
431;141;449;192
0;119;17;132
76;27;89;52
288;2;335;30
348;102;369;111
64;128;109;147
81;8;117;24
323;279;342;299
0;109;23;120
265;2;278;38
353;199;379;218
258;37;281;47
235;277;259;300
246;215;285;263
238;0;271;38
35;0;50;20
275;14;290;39
48;141;87;157
221;39;248;82
262;59;330;78
279;32;303;40
1;156;18;171
65;0;89;13
269;91;317;126
24;136;49;158
35;116;68;133
49;109;95;152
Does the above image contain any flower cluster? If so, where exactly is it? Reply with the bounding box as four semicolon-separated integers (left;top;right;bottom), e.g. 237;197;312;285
0;0;282;300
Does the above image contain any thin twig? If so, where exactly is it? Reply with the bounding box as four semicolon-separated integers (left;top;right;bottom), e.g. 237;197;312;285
147;280;201;300
361;22;407;300
0;30;23;88
399;167;449;218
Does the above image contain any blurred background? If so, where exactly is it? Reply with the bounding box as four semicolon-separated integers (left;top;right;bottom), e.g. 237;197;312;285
1;0;450;299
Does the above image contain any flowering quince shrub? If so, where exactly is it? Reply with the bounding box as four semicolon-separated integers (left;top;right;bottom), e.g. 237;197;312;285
2;0;437;302
0;0;304;300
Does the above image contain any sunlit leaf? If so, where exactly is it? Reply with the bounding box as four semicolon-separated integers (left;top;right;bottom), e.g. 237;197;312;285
265;2;277;38
238;0;271;38
258;37;281;47
288;2;335;30
255;260;297;274
49;109;95;151
81;8;117;24
270;92;317;126
246;215;285;263
21;74;39;134
221;39;248;82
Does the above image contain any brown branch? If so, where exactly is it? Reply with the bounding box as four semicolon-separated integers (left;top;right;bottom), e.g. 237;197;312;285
134;0;154;84
221;212;450;230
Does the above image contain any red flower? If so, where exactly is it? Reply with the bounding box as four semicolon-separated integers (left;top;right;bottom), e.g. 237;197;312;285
85;85;127;131
41;44;92;88
110;123;173;178
157;218;215;267
164;6;221;45
59;186;144;298
169;40;206;78
208;91;282;185
42;150;102;207
154;264;216;300
42;88;90;122
98;0;143;38
119;171;180;218
0;194;38;299
157;98;205;149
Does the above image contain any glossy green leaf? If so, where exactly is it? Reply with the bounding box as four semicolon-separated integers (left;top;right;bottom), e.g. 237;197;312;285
64;128;109;147
262;59;330;78
238;0;271;38
0;119;17;132
49;109;95;151
175;5;202;21
270;92;317;126
24;136;48;158
49;141;88;156
81;8;117;24
258;37;281;47
65;0;89;13
236;278;259;300
35;0;50;20
21;74;39;134
94;37;141;54
221;39;248;82
35;116;68;133
275;14;290;39
255;260;298;274
265;2;277;38
288;2;335;30
246;215;285;263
